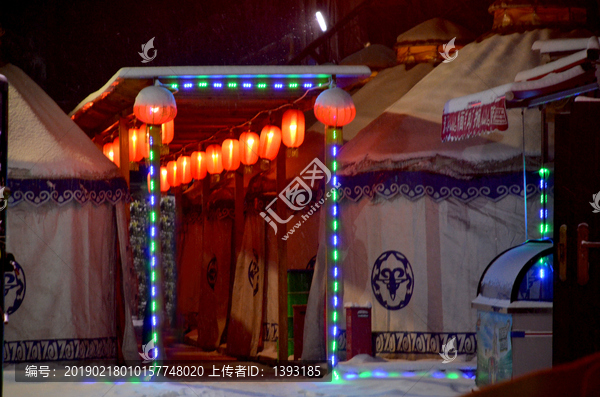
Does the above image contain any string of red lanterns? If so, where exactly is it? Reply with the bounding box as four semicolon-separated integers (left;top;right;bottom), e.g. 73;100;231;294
100;83;355;194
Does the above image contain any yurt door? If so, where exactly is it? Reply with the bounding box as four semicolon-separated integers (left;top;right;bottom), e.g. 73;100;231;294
554;101;600;365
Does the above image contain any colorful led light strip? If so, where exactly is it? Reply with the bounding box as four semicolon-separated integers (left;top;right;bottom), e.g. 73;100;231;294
147;125;163;363
539;167;550;238
326;126;341;368
169;79;327;92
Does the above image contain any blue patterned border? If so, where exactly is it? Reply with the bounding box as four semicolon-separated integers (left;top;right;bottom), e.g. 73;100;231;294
337;330;476;355
339;171;541;203
4;337;117;363
8;178;130;207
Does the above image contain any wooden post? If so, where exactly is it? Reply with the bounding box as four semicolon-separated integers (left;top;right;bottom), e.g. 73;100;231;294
118;116;130;186
276;149;289;361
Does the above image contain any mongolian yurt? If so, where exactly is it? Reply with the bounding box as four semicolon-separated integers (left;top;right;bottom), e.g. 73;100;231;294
303;1;591;360
320;18;475;141
1;64;137;362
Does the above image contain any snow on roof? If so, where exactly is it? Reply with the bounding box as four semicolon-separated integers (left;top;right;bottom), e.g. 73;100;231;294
340;44;396;70
1;64;122;180
339;29;577;176
338;63;435;141
70;65;371;117
396;18;475;45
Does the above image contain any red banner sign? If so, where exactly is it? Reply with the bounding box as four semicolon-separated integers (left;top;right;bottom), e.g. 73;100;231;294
442;97;509;142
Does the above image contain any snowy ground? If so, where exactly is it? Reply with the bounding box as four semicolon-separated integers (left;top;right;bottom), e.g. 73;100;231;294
3;356;476;397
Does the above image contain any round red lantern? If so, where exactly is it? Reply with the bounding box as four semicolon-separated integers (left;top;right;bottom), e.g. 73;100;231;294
160;166;170;192
281;109;305;148
103;142;114;162
222;139;240;171
134;82;177;125
239;131;259;165
148;167;171;193
206;144;223;174
258;125;281;160
177;155;192;184
161;120;174;144
191;151;207;180
313;87;356;127
166;160;180;187
112;137;120;167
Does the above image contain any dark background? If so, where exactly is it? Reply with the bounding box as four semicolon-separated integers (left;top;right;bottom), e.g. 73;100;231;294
1;0;599;113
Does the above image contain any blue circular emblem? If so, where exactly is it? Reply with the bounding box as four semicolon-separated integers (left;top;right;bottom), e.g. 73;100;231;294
4;259;26;315
371;250;414;310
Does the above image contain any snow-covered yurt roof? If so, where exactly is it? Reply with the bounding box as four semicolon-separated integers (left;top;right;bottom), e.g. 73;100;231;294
310;18;474;141
1;64;122;180
395;17;475;45
338;29;589;177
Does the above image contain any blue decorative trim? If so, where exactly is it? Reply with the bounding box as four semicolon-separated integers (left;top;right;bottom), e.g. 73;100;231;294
4;337;117;363
339;171;541;203
337;330;476;355
8;178;130;207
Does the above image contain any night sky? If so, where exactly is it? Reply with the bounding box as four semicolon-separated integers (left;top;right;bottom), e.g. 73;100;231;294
1;0;599;113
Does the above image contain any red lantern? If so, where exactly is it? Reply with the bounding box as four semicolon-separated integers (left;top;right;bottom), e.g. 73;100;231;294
133;82;177;125
258;125;281;160
222;139;240;171
313;87;356;127
281;109;305;148
239;131;259;165
103;142;114;162
161;120;174;144
177;155;192;184
148;167;171;193
191;151;207;180
112;137;120;167
160;166;170;192
166;161;180;187
129;128;144;162
206;145;223;174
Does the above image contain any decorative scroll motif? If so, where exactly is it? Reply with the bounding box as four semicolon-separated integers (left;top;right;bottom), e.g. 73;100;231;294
374;332;476;355
4;337;117;363
336;330;476;355
339;171;542;204
8;178;129;207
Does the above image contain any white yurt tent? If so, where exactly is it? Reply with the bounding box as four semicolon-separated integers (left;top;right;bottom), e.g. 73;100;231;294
314;18;475;142
1;64;137;362
303;24;589;359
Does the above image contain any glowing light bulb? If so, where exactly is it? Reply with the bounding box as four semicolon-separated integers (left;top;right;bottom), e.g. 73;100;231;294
316;12;327;32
